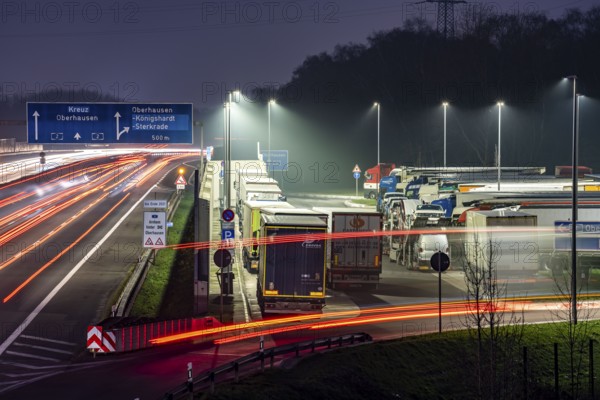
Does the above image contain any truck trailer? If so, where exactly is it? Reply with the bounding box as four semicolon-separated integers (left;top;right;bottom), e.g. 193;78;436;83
518;203;600;276
465;210;538;275
258;214;328;313
240;200;294;272
313;207;382;288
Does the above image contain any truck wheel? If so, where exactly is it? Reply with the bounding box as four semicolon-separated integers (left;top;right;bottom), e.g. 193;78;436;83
369;192;376;199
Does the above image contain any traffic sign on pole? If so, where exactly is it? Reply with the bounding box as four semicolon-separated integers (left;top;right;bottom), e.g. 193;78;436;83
222;208;235;222
143;212;166;248
430;251;450;272
27;102;193;144
213;249;232;268
352;164;361;173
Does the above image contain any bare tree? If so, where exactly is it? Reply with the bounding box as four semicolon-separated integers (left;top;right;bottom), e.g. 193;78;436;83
549;259;596;399
462;236;525;399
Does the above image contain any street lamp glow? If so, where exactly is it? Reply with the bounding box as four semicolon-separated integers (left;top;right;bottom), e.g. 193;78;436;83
178;168;184;175
374;102;381;165
442;102;449;167
496;101;504;191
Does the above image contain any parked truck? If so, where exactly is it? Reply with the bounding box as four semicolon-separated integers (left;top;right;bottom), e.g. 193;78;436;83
258;214;328;313
313;207;383;289
517;203;600;276
240;200;294;272
363;163;396;199
465;210;538;275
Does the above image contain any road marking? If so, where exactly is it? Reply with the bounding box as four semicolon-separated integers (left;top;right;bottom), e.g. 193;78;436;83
1;371;47;378
5;351;60;362
19;335;77;346
0;182;159;357
13;342;72;355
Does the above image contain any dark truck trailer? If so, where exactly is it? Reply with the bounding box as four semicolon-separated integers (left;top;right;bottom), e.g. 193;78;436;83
258;214;328;314
313;207;382;288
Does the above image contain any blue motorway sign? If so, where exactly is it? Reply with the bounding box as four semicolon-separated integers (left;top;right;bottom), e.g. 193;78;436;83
27;102;193;144
262;150;288;171
554;221;600;251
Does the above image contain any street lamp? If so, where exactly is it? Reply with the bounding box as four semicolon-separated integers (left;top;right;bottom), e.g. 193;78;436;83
268;99;275;175
565;75;579;324
225;90;240;209
374;102;380;166
496;101;504;191
442;102;449;168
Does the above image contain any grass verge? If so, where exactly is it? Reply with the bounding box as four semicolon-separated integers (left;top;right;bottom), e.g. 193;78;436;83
129;189;194;318
200;321;600;400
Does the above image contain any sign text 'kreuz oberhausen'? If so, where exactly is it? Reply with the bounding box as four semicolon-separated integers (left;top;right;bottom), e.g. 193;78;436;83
27;102;193;144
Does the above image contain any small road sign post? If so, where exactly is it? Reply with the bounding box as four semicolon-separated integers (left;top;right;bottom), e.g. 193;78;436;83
175;175;187;191
353;164;361;197
430;251;450;334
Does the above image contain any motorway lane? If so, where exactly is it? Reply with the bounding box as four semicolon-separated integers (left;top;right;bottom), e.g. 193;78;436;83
0;153;197;395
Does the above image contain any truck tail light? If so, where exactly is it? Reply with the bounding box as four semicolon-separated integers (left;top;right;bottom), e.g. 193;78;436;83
374;255;379;266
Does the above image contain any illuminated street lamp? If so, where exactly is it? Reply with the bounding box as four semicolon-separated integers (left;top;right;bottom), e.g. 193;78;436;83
496;101;504;191
268;99;275;174
374;102;380;165
442;102;449;168
225;90;240;209
565;75;579;324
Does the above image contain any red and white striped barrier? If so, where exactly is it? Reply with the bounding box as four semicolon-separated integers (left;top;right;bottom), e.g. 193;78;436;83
87;325;117;353
87;317;220;354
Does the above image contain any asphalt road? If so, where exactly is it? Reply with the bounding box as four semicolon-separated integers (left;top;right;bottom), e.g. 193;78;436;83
0;152;198;397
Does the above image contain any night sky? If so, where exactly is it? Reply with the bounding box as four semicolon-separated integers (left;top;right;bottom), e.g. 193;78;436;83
1;0;598;155
1;1;596;105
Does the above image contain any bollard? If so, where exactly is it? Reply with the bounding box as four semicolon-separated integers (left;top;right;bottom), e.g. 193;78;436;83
234;362;239;383
311;341;315;353
295;344;300;358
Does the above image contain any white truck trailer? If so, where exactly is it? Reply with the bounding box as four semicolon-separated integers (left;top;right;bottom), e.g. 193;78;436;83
465;210;538;275
313;207;382;288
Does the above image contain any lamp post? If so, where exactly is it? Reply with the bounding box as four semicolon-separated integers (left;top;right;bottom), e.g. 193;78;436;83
566;75;579;324
442;102;449;168
374;102;380;166
496;101;504;191
224;90;240;210
268;99;275;175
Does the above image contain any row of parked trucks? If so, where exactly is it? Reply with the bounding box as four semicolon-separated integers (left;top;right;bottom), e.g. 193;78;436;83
369;162;600;277
234;165;383;313
240;202;383;313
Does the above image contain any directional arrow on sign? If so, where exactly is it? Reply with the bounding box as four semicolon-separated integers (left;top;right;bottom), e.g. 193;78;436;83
115;112;130;141
33;111;39;141
74;133;81;141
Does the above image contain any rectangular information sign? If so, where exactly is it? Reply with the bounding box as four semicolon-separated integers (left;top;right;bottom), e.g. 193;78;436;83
554;221;600;251
27;102;193;144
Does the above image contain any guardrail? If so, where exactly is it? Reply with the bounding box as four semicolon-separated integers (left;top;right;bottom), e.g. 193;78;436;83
162;332;373;399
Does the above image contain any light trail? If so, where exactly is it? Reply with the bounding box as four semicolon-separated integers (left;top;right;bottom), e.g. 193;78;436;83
2;193;130;303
